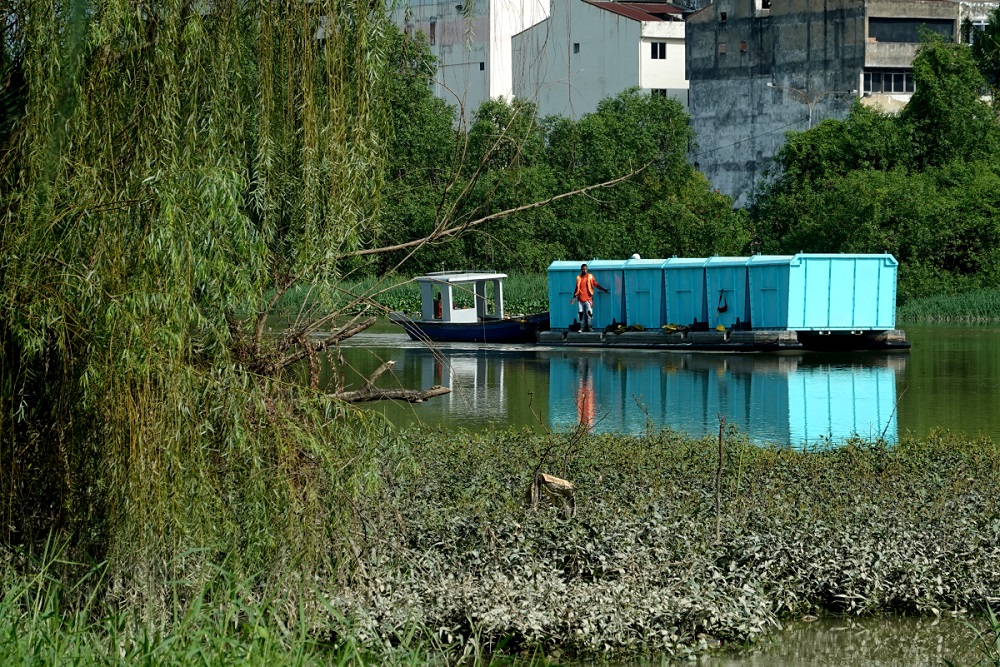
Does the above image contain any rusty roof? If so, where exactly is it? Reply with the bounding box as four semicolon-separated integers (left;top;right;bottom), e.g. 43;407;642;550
584;1;684;21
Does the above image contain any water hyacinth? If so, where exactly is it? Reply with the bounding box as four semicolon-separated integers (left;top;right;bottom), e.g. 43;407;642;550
327;428;1000;659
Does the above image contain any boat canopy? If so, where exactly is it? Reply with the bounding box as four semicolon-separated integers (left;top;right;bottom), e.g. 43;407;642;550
414;272;508;323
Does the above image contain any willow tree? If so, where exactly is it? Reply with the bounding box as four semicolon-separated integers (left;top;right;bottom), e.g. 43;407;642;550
0;0;395;606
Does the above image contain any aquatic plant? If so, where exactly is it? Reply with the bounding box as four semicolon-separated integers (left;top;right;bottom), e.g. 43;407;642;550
328;428;1000;659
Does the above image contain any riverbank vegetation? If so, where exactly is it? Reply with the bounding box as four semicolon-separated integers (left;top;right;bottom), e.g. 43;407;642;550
750;34;1000;303
2;428;999;662
897;288;1000;323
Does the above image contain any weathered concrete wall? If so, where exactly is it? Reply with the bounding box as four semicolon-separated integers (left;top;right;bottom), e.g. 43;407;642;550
513;0;646;119
392;0;548;120
687;0;866;206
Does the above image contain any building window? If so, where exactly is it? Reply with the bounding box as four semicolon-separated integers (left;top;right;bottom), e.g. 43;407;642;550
652;89;668;97
573;42;580;54
718;42;727;55
868;17;953;43
720;11;727;22
429;19;436;45
755;0;771;17
480;62;485;71
864;68;914;94
651;42;666;59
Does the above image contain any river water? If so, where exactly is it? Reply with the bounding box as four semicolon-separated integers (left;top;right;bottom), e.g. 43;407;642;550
334;322;999;664
335;323;1000;446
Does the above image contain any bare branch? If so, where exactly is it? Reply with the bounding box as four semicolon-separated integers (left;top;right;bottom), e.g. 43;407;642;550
344;164;649;258
334;385;451;403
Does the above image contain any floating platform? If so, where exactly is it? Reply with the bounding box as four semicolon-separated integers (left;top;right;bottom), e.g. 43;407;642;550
537;329;910;352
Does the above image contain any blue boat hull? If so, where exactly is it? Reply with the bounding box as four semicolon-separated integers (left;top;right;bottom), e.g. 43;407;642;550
391;312;550;343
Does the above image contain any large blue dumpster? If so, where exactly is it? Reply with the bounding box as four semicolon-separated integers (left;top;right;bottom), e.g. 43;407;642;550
624;258;668;328
749;253;898;331
663;258;708;329
704;256;752;330
586;260;627;328
547;259;627;330
787;254;897;330
747;255;795;329
547;261;582;330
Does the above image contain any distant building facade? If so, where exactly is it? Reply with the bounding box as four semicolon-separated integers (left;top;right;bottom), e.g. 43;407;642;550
391;0;550;119
686;0;998;207
513;0;688;119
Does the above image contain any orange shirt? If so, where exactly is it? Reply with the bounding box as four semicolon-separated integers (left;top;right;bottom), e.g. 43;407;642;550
574;274;599;302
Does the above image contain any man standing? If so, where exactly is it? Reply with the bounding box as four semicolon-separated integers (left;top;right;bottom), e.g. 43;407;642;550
571;263;609;332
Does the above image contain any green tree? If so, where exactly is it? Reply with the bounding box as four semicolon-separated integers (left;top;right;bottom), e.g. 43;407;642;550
970;6;1000;99
1;0;395;605
901;34;998;167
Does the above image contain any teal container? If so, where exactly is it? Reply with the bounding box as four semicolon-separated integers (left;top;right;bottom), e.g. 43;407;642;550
547;259;627;330
747;255;795;329
663;258;709;329
705;256;752;330
748;253;898;331
624;258;669;328
586;260;627;328
547;261;583;330
788;254;897;330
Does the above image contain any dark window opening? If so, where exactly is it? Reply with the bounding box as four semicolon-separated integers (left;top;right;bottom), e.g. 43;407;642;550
573;42;580;54
651;41;666;59
868;17;953;43
740;40;747;53
429;20;436;45
652;89;668;97
720;11;727;22
480;62;485;71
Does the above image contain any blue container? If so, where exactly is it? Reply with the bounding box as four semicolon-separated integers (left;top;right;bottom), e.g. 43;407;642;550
787;254;897;330
747;255;795;329
586;259;627;328
623;258;669;328
663;258;709;329
547;261;583;330
704;256;752;330
547;259;627;330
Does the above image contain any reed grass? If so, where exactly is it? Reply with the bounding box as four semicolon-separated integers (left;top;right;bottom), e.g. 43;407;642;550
897;288;1000;322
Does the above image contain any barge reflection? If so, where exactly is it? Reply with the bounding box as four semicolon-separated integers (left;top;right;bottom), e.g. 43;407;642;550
545;352;902;447
381;341;903;447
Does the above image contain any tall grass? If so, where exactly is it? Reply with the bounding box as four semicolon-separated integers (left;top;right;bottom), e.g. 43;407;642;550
0;542;516;666
898;288;1000;322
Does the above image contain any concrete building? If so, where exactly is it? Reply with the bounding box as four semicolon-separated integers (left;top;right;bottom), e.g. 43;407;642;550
392;0;550;120
513;0;688;119
686;0;998;207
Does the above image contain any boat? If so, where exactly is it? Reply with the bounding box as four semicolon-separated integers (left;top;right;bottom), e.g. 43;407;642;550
389;271;550;343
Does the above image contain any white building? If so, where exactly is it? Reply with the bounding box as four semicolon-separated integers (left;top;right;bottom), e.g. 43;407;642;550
391;0;550;119
512;1;688;119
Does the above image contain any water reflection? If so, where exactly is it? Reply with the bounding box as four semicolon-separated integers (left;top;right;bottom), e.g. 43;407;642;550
339;332;905;447
545;352;902;447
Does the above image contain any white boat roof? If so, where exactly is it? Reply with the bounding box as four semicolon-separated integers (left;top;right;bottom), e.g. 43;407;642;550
414;271;508;284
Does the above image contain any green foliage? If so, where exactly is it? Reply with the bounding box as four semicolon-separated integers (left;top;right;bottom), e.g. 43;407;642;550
372;75;751;274
901;35;998;168
751;36;1000;299
0;0;397;613
970;7;1000;96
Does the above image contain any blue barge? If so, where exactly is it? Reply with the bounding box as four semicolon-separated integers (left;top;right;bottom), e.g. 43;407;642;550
541;254;909;351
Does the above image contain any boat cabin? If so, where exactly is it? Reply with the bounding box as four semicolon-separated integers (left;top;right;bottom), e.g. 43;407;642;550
415;272;507;323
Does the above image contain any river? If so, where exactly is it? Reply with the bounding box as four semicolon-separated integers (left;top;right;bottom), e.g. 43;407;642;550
334;323;1000;446
333;322;999;665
